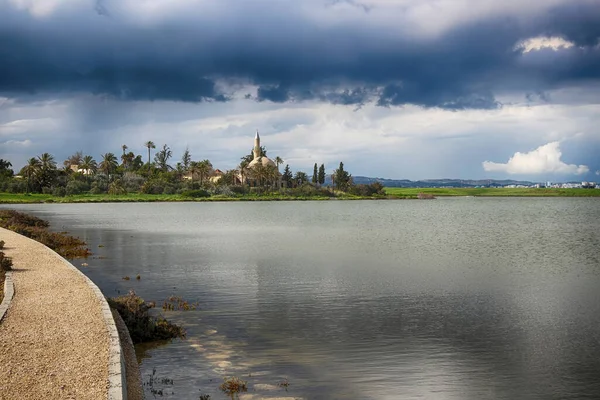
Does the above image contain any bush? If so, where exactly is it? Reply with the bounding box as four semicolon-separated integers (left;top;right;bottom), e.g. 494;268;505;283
210;185;235;197
122;172;145;192
180;189;210;198
141;181;165;194
42;186;53;195
0;210;90;258
219;377;248;397
0;240;4;249
108;290;185;343
286;184;334;197
52;186;67;197
65;180;90;196
89;182;104;194
0;252;13;271
108;181;127;195
347;182;385;196
5;180;27;194
162;184;177;195
228;185;249;195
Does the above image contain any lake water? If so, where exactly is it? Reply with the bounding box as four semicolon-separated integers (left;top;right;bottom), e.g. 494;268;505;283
4;198;600;399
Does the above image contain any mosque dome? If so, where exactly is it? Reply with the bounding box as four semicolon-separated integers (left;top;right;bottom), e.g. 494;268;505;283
248;156;276;169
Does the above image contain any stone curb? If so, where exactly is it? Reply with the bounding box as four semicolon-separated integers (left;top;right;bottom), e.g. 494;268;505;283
54;254;128;400
0;270;14;323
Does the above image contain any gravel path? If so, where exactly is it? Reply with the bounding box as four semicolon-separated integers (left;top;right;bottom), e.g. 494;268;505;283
0;228;109;400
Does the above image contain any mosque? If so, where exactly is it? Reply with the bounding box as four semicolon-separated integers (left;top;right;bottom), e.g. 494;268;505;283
238;130;281;187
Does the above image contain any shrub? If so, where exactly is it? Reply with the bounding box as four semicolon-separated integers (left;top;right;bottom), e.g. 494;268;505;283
108;181;127;195
0;210;90;258
219;377;248;398
210;185;235;197
0;209;49;228
162;184;177;195
141;181;165;194
122;172;145;192
52;186;67;197
65;180;90;196
89;182;104;194
7;180;27;194
0;252;12;271
108;290;186;343
228;185;249;195
347;182;386;197
180;189;210;198
0;240;4;249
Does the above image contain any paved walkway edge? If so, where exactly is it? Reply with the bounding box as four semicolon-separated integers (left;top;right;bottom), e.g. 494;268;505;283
0;270;14;323
52;253;128;400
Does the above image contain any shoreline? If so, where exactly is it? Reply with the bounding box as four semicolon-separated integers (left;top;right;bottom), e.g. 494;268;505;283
1;188;599;204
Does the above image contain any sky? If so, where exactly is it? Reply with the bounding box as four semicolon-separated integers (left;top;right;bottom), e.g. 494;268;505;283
0;0;599;181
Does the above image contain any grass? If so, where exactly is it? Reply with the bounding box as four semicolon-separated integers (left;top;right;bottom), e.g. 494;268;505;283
0;192;379;203
1;188;598;204
384;187;600;197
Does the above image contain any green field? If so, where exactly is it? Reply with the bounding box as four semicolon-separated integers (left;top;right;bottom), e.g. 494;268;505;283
384;187;600;197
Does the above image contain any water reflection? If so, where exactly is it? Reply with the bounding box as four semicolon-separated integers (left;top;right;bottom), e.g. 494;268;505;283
3;199;600;399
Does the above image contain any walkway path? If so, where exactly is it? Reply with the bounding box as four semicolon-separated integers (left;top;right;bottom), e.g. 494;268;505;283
0;228;109;400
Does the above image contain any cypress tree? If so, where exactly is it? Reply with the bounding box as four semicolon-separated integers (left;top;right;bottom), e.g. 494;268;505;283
282;164;293;187
318;164;325;185
312;163;318;183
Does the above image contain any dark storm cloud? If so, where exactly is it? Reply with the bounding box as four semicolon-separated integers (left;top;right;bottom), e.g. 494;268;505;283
0;0;599;109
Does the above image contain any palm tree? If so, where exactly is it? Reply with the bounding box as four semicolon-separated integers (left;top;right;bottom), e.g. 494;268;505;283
80;155;98;175
23;157;41;193
238;160;249;185
122;144;128;156
251;162;272;187
266;164;279;188
144;141;156;167
37;152;57;188
154;144;173;172
189;161;200;181
274;156;283;172
121;152;134;169
63;151;83;169
38;153;56;171
99;153;118;189
196;159;212;185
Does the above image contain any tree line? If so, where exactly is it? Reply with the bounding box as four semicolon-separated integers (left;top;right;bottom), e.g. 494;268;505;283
0;143;383;197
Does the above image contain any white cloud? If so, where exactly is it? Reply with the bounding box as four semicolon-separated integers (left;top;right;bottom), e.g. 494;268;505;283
596;170;600;176
482;141;589;175
517;36;575;53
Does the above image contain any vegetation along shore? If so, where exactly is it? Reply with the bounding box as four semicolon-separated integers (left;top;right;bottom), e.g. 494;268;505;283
0;136;597;204
0;209;185;343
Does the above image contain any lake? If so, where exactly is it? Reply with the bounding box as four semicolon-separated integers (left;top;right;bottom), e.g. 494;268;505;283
4;198;600;399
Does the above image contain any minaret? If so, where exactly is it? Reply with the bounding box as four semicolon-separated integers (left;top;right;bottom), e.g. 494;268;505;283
253;130;261;160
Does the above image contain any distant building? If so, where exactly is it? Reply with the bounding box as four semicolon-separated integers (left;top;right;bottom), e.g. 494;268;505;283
69;164;93;175
239;131;281;187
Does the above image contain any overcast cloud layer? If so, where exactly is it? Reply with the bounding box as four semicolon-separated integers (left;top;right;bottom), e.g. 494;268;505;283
1;0;599;180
